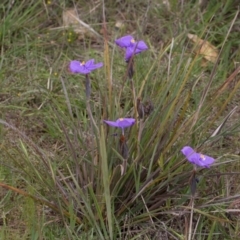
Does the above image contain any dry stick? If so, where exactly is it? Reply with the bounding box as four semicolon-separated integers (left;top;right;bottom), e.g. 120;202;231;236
213;65;240;100
101;1;112;110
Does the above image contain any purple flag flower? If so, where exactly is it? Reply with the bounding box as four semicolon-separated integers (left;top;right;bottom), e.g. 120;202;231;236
181;146;215;168
115;35;148;60
104;118;135;129
69;59;103;74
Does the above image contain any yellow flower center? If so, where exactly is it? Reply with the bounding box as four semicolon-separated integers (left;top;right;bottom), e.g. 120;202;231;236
119;118;124;121
200;154;206;160
131;38;135;43
80;61;85;66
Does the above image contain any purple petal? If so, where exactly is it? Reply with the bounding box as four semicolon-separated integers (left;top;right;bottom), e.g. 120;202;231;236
84;59;95;68
181;146;195;158
80;68;91;74
181;146;197;164
115;35;134;48
116;118;135;128
69;60;83;73
124;41;148;60
87;62;103;71
195;153;215;168
135;40;148;51
84;59;103;71
69;60;90;74
103;120;120;128
125;47;135;61
132;41;148;55
104;118;135;128
69;59;103;74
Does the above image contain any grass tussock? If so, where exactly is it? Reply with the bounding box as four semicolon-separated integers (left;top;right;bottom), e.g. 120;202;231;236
0;0;240;239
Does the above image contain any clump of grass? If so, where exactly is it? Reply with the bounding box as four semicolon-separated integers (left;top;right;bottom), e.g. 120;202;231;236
0;0;240;239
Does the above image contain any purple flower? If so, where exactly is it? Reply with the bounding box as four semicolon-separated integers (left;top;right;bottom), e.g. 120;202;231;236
115;35;148;60
181;146;215;168
69;59;103;74
104;118;135;129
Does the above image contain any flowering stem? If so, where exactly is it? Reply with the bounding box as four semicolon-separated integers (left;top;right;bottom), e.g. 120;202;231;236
121;128;124;136
119;134;128;175
130;79;138;122
85;74;91;99
190;169;197;196
127;58;134;79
